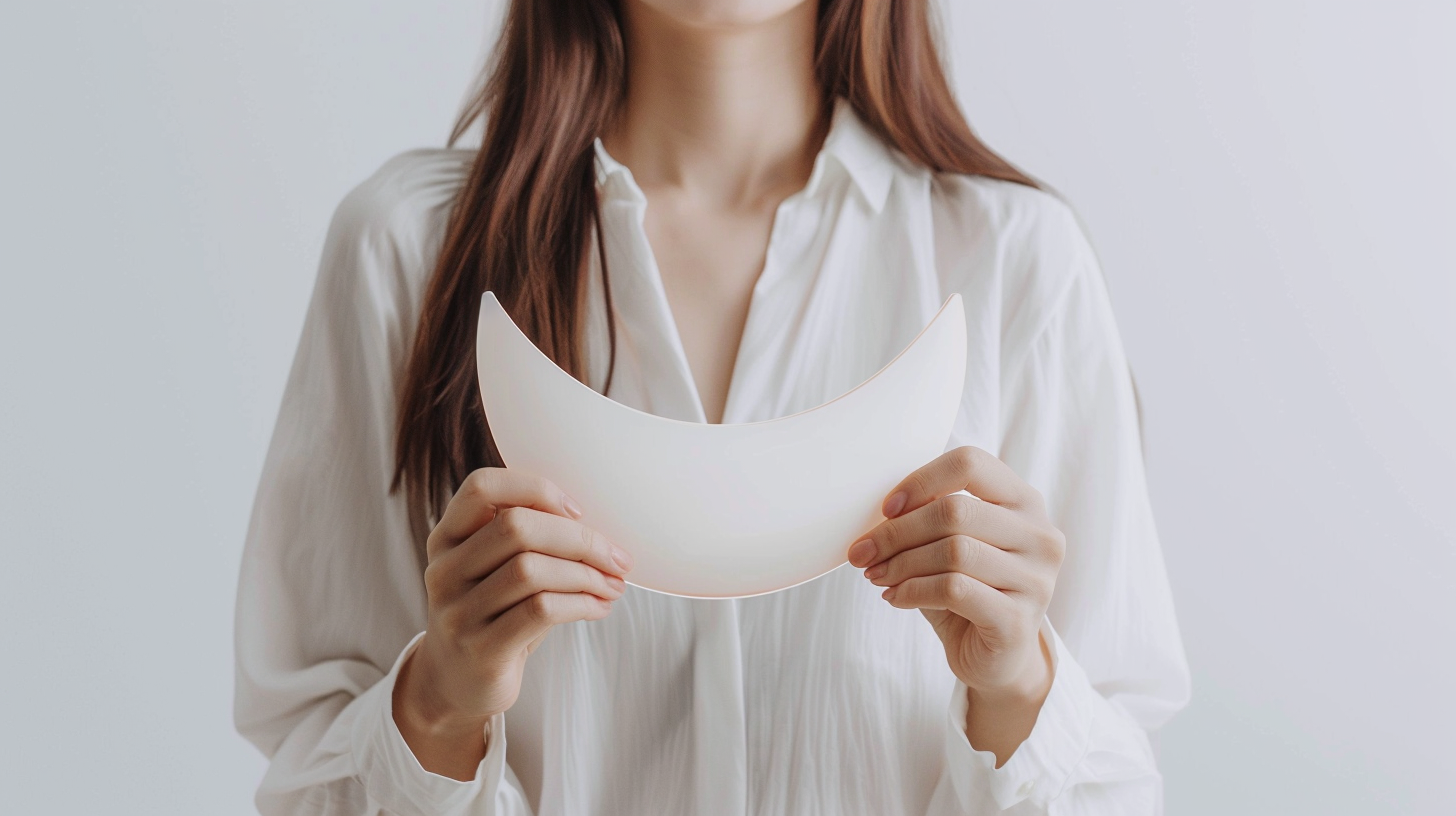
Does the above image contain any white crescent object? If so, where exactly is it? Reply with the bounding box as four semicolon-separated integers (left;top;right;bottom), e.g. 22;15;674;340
474;291;967;599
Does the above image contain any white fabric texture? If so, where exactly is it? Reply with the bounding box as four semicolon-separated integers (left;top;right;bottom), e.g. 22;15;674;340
234;98;1190;815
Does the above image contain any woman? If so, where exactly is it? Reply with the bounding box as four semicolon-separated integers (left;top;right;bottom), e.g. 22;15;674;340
234;0;1190;813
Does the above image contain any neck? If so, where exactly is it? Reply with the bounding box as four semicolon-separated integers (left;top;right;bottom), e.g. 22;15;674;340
602;1;827;209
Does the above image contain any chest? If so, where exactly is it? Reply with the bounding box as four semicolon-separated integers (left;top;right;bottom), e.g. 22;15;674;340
639;191;786;424
587;175;1001;437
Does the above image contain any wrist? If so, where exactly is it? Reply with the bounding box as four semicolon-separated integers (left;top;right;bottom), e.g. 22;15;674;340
394;641;492;739
966;631;1054;711
960;633;1054;768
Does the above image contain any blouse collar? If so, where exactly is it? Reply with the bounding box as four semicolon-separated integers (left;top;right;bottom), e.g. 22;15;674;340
592;97;898;214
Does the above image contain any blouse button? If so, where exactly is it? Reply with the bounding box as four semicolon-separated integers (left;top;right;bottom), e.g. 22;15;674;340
1017;780;1036;798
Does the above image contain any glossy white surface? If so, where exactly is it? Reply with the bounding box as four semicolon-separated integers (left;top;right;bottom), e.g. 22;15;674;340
475;291;967;598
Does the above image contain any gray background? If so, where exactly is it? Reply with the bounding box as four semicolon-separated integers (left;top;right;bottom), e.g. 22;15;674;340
1;1;1451;813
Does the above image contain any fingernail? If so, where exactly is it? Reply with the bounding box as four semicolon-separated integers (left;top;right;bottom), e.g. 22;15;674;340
848;538;876;567
605;574;626;592
864;563;887;582
882;586;897;602
611;544;634;572
563;494;583;519
883;491;907;518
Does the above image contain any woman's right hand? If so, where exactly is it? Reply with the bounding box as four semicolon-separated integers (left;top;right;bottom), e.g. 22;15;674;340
392;467;633;779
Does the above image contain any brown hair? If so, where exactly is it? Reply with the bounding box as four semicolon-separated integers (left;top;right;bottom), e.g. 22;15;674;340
392;0;1037;532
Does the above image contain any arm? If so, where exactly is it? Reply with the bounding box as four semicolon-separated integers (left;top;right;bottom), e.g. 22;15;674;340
863;193;1190;813
233;164;539;816
952;210;1189;813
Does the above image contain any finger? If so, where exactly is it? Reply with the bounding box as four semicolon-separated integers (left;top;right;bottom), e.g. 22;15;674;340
430;468;580;558
481;591;614;656
863;535;1026;592
881;446;1042;520
882;572;1013;631
848;491;1034;568
461;551;625;621
447;505;630;582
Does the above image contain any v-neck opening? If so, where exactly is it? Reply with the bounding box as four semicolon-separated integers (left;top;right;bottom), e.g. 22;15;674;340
595;146;837;428
627;182;826;427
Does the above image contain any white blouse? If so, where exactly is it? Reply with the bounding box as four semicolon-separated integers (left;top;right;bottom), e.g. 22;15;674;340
234;99;1190;816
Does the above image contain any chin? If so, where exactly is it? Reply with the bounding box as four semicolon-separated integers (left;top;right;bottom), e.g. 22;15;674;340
633;0;813;28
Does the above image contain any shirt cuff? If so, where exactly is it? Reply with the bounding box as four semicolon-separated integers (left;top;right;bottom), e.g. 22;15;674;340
349;630;511;816
942;617;1094;812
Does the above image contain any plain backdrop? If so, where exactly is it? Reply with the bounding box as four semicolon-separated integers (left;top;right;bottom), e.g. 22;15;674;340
1;1;1452;814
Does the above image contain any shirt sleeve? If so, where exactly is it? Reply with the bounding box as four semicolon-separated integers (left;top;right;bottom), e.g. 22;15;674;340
232;154;536;816
927;193;1191;814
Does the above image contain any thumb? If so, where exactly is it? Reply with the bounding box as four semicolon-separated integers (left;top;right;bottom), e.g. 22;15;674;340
919;608;966;648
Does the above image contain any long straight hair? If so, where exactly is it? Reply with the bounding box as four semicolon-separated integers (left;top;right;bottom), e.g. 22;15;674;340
393;0;1038;532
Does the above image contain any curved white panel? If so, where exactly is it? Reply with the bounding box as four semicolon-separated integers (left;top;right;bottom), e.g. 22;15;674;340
475;292;967;599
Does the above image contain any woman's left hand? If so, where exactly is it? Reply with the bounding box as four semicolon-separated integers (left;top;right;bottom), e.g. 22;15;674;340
847;445;1066;709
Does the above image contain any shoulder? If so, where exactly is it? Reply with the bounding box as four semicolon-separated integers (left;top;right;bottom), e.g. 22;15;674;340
931;172;1095;287
930;172;1103;345
303;148;473;361
325;147;474;265
932;172;1082;240
311;148;473;317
